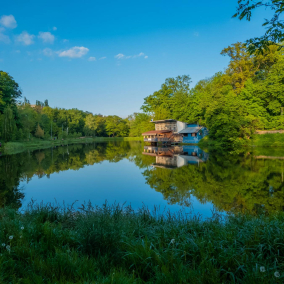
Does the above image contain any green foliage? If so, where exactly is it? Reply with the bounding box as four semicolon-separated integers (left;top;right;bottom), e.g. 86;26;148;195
35;123;44;139
1;106;17;142
0;71;21;114
233;0;284;53
127;113;154;137
105;115;129;137
141;75;191;120
0;203;284;283
140;43;284;149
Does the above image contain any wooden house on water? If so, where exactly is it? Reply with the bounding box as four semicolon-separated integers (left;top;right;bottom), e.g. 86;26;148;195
142;119;208;145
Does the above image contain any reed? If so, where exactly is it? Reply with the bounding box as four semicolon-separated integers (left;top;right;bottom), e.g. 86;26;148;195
0;202;283;283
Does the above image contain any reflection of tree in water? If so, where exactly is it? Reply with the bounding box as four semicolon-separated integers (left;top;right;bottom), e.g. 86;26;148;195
0;142;140;209
3;142;284;215
142;150;284;215
0;155;25;209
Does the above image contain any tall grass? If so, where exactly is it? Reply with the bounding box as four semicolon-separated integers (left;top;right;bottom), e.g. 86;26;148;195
0;202;284;283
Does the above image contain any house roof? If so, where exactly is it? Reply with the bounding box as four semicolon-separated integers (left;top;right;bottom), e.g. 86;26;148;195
142;130;172;135
178;126;203;134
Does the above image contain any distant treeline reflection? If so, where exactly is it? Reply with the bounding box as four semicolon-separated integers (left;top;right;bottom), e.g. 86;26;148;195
1;142;284;215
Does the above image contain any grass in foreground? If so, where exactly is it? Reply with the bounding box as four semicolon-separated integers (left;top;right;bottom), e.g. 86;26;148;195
0;203;284;283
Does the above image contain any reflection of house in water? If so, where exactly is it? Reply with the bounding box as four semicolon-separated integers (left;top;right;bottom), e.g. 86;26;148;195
143;145;208;169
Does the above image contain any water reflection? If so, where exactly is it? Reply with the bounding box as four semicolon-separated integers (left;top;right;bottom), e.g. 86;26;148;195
0;142;284;216
143;145;208;168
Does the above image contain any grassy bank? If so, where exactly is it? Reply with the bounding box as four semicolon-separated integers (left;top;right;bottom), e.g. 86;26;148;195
1;203;284;283
249;133;284;147
198;134;284;149
2;137;143;155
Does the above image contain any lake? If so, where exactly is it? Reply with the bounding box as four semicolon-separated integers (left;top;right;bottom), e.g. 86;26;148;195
1;141;284;217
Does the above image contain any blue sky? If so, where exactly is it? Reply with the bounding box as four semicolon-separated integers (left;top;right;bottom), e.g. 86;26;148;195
0;0;268;117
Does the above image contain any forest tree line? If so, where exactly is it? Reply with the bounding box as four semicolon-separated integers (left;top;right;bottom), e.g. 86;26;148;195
1;41;284;146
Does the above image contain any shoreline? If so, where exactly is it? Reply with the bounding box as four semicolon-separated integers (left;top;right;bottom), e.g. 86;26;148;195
1;137;143;155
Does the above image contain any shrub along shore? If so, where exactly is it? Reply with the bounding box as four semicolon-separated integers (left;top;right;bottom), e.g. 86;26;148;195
1;137;143;155
0;203;283;283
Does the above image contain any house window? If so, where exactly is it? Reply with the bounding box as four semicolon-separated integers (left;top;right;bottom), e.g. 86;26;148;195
183;134;188;137
191;133;196;137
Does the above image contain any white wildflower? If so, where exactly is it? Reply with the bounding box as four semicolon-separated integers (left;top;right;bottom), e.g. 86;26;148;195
6;245;10;250
9;236;13;240
21;226;24;230
170;239;175;244
274;271;280;278
260;266;265;273
1;243;5;247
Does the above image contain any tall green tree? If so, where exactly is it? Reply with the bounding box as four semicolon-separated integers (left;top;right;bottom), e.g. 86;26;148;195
2;106;16;142
0;71;22;113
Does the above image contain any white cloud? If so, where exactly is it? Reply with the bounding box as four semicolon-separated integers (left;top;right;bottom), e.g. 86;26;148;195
115;53;124;59
133;52;144;58
99;56;106;60
43;48;53;57
15;31;35;45
0;32;10;44
38;32;55;44
193;32;199;37
88;56;96;61
53;27;57;31
115;52;147;60
63;39;69;43
58;46;89;58
144;55;148;59
0;15;17;29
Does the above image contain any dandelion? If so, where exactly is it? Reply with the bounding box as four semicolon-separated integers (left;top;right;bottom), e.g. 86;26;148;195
1;243;5;247
6;245;10;250
260;266;265;273
9;236;13;240
170;239;175;244
274;271;280;278
21;226;24;230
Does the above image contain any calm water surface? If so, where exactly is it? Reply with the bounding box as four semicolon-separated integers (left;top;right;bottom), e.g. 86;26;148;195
1;141;284;217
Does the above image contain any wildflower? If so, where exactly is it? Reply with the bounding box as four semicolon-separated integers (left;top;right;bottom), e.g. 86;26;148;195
9;236;13;240
260;266;265;273
170;239;175;244
6;245;10;250
1;243;5;247
274;271;280;278
21;226;24;230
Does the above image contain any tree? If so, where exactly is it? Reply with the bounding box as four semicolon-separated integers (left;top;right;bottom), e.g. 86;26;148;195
84;114;97;136
128;113;154;137
233;0;284;53
2;106;16;142
0;71;22;114
105;115;129;137
141;75;191;119
35;123;44;138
